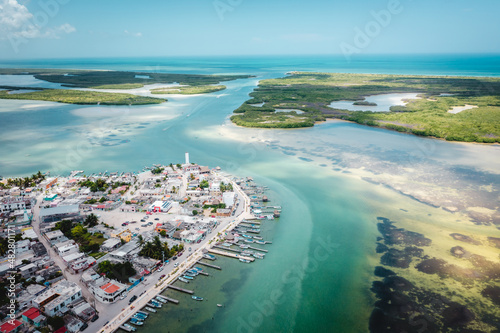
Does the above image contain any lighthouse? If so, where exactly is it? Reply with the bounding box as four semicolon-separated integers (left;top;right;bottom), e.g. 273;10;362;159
185;152;190;165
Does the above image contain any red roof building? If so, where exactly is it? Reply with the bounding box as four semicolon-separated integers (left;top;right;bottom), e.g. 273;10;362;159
0;320;22;333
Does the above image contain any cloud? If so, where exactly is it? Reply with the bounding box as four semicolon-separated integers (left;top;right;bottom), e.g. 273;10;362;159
124;30;142;38
0;0;75;40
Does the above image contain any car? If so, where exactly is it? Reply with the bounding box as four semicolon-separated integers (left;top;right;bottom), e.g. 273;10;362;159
90;315;99;322
154;218;159;221
140;219;145;222
129;295;138;304
141;224;148;227
158;267;163;272
159;274;166;280
135;227;140;231
147;222;153;226
121;222;129;226
131;221;137;224
80;323;88;331
172;256;177;260
188;247;192;252
120;294;126;300
174;263;179;268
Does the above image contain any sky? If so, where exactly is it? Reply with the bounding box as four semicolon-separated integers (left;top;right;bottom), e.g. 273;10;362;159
0;0;499;59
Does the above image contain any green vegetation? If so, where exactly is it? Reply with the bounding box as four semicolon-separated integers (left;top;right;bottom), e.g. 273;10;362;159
79;178;109;192
84;213;99;227
139;236;183;260
151;85;226;95
353;101;377;106
98;260;136;283
54;220;105;254
232;72;500;142
151;167;164;174
220;182;233;192
0;88;165;105
0;171;45;189
0;68;252;87
91;83;144;89
199;180;209;189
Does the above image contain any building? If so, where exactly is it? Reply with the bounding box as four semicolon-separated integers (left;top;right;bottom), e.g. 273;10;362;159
72;302;96;321
110;228;132;243
16;284;47;309
41;177;58;190
39;205;80;223
33;281;82;317
19;263;38;278
91;280;127;303
148;200;172;213
180;229;204;243
155;222;176;237
101;238;122;251
0;320;22;333
22;308;47;328
54;241;78;256
0;198;27;213
44;230;66;244
222;191;236;209
64;315;83;333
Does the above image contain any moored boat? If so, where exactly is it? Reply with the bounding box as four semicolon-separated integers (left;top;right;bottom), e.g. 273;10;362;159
178;277;190;283
192;296;203;301
239;258;251;263
145;307;157;313
183;275;194;280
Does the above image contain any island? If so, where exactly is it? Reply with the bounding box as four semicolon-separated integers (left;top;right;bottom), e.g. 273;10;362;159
0;69;252;105
150;85;226;95
231;72;500;143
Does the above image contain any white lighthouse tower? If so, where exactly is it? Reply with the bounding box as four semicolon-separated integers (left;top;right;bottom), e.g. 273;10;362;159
185;152;190;165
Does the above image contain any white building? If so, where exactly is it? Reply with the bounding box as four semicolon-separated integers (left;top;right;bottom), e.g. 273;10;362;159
45;230;66;244
148;200;172;213
33;280;82;316
90;280;127;304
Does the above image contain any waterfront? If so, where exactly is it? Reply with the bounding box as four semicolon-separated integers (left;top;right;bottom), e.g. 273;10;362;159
1;55;499;332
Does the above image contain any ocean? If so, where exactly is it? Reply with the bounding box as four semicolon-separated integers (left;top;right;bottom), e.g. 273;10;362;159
0;54;499;332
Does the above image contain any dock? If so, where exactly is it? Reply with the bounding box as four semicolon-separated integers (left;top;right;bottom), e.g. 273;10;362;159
167;285;194;294
248;246;268;253
208;248;255;262
196;260;221;270
214;245;242;253
157;295;179;304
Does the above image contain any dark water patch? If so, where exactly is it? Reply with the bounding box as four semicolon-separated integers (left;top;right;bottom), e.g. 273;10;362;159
450;233;482;245
377;217;431;247
319;164;327;167
416;258;447;275
482;286;500;306
380;247;423;269
282;151;296;156
374;266;395;278
488;237;500;249
298;157;313;162
376;243;388;253
136;125;147;128
450;246;470;259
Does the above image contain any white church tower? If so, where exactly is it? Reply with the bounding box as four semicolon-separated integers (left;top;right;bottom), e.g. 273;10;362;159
185;152;190;165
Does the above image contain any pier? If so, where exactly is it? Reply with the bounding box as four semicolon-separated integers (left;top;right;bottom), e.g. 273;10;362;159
248;246;268;253
214;245;242;253
167;285;194;294
196;260;221;270
208;248;255;262
157;295;179;304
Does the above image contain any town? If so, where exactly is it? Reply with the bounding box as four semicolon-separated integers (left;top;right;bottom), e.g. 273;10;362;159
0;153;280;333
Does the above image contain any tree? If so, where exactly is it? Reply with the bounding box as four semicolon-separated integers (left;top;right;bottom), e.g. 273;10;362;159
200;180;209;189
192;210;198;216
137;235;144;246
160;230;167;238
55;220;73;238
84;213;99;227
176;163;182;169
190;173;195;180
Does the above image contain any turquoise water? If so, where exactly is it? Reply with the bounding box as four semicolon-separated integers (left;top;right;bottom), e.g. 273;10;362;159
1;55;499;332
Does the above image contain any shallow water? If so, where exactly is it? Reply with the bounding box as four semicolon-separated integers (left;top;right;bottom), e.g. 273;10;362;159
0;55;499;332
328;93;420;112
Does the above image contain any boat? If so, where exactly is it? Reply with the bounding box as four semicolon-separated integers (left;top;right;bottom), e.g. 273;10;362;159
244;239;254;243
192;296;203;301
133;314;146;320
155;296;167;303
150;300;162;308
145;307;157;313
178;277;190;283
203;254;216;260
239;244;249;249
255;240;265;244
192;267;203;272
253;253;264;259
253;236;263;240
122;324;137;332
217;304;223;307
147;302;157;308
130;318;143;325
239;258;251;263
136;311;149;317
183;275;194;280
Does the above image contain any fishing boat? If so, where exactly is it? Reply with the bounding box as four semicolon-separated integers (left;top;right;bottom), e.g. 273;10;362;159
136;311;149;317
192;267;203;272
217;304;223;307
147;302;157;308
244;239;254;244
133;314;146;320
130;318;143;325
239;258;251;263
183;275;194;280
239;244;249;249
178;277;190;283
203;254;216;260
253;253;264;259
192;296;203;301
150;300;162;308
145;307;157;313
253;236;263;240
255;240;265;245
122;324;137;332
155;296;167;303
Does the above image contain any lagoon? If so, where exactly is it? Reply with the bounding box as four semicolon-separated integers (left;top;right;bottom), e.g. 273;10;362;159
328;92;420;112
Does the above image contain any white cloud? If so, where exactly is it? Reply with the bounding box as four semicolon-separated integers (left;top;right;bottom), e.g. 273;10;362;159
0;0;75;40
124;30;142;38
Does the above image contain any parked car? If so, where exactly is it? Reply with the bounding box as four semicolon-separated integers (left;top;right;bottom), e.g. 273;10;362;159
154;218;159;221
174;263;179;268
159;274;166;280
172;256;177;260
80;323;88;331
131;221;137;224
90;315;99;322
141;224;148;227
140;219;145;222
129;295;138;304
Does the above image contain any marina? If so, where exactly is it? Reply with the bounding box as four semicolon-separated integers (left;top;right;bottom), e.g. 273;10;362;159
167;285;195;295
196;261;221;270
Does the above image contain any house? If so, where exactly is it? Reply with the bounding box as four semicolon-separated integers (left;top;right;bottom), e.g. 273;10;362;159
72;302;96;321
33;280;82;317
0;198;27;213
39;204;80;223
55;241;78;256
199;166;210;174
15;239;31;254
0;319;22;333
19;263;37;278
22;307;46;328
54;326;68;333
101;238;122;251
31;242;48;257
91;280;127;304
64;315;83;333
17;284;47;310
120;204;136;213
110;228;132;243
216;208;231;217
222;191;236;209
69;256;96;274
180;229;204;243
44;230;66;244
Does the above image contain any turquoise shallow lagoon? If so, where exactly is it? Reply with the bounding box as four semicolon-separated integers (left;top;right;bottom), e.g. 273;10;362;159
0;55;499;332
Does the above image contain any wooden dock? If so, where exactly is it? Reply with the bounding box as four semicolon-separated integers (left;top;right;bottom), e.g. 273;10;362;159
158;295;179;304
214;245;242;253
167;285;194;294
208;248;255;262
196;260;221;270
248;246;268;253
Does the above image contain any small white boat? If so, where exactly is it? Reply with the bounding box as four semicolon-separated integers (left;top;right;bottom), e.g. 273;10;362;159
145;307;157;313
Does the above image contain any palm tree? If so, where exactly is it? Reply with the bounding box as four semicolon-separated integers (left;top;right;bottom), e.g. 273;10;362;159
137;235;145;247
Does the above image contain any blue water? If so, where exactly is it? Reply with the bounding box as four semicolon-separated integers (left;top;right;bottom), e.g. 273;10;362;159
1;55;499;333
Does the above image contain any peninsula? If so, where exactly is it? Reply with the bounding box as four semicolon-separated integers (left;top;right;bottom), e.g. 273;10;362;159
231;72;500;143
